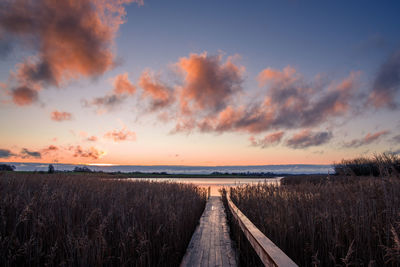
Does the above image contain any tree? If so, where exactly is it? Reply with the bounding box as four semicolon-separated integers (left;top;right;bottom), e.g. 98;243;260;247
0;164;16;171
48;164;55;173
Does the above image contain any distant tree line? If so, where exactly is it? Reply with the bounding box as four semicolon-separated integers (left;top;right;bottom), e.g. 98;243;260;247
0;164;15;171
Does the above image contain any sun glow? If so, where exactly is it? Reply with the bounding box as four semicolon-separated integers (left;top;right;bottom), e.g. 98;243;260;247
86;163;116;166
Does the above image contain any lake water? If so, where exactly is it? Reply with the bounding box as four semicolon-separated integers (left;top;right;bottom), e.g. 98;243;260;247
127;177;282;196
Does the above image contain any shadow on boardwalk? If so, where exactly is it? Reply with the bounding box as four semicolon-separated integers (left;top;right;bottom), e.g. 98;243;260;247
181;196;238;267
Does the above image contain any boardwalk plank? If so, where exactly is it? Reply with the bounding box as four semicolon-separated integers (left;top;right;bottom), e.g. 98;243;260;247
181;196;237;267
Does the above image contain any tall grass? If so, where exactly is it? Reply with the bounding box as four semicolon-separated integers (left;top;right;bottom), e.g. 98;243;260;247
0;172;207;266
228;177;400;266
334;153;400;177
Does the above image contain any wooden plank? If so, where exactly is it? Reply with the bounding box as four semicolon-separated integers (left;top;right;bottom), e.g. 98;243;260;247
226;194;298;267
181;196;238;267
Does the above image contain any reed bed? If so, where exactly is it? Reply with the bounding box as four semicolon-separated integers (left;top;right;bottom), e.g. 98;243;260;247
334;153;400;177
0;172;207;266
227;177;400;266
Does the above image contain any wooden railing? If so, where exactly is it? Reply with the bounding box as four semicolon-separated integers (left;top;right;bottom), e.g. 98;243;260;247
226;193;298;267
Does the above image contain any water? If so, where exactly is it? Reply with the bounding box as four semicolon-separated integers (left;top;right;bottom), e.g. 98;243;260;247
127;177;282;196
3;162;333;174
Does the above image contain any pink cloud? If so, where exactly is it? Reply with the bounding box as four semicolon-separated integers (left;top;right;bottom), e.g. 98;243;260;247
87;136;98;142
113;73;136;95
286;130;332;149
345;130;390;148
250;131;285;148
1;0;141;105
104;127;136;142
139;70;174;111
178;68;361;134
51;110;72;121
176;53;244;115
11;86;39;106
71;145;104;160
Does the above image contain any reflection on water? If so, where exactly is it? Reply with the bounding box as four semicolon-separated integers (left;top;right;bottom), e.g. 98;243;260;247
127;177;282;196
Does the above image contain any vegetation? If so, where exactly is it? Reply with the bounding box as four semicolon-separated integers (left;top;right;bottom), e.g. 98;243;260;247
334;153;400;177
73;166;93;172
0;172;207;266
0;164;15;171
223;155;400;266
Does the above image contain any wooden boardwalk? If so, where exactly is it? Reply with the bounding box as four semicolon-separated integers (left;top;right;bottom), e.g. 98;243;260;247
181;196;237;267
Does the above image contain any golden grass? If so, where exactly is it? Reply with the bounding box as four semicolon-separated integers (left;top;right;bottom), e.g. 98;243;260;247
0;172;207;266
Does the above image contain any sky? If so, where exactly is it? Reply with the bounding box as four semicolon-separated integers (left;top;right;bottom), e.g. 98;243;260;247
0;0;400;166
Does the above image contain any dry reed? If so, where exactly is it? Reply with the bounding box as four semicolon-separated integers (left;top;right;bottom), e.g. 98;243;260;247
228;176;400;266
0;172;207;266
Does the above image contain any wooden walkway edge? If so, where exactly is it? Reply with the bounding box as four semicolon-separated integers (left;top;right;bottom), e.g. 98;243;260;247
226;194;298;267
180;196;238;267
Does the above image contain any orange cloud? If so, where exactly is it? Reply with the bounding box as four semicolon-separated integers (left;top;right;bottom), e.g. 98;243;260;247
257;66;298;87
178;68;360;134
71;145;105;160
1;0;141;104
51;110;72;121
11;86;39;106
139;70;174;111
104;127;136;142
176;53;244;115
113;73;136;95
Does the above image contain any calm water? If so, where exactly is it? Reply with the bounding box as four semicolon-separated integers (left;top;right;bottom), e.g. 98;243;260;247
127;177;282;196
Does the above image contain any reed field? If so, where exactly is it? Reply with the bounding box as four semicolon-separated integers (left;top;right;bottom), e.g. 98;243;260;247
0;172;207;266
224;155;400;266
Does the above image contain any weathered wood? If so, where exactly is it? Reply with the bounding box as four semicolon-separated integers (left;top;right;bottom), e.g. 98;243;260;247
226;194;298;267
181;196;237;267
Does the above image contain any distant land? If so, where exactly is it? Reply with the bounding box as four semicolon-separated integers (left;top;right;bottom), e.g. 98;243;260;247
1;162;334;175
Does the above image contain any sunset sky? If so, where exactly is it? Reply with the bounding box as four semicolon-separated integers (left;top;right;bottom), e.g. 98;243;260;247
0;0;400;166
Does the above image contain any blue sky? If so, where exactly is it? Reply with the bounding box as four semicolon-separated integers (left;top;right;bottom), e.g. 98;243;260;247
0;0;399;165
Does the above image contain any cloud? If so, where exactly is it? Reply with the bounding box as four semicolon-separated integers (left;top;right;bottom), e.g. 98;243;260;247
139;70;174;111
70;145;104;160
345;130;390;148
250;131;284;148
182;68;360;134
84;94;126;111
392;134;400;144
176;53;244;115
84;72;136;112
20;148;41;158
368;49;400;109
11;86;39;106
87;136;98;142
0;149;15;158
286;130;332;149
51;110;72;121
104;127;136;142
1;0;141;105
113;72;136;95
41;145;59;154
